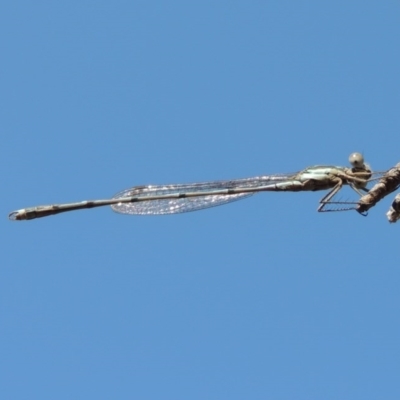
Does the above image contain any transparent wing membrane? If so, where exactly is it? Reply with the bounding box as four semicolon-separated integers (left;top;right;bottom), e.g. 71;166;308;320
111;175;292;215
112;191;252;215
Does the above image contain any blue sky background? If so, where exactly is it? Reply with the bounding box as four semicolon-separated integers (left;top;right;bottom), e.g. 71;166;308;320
2;2;400;399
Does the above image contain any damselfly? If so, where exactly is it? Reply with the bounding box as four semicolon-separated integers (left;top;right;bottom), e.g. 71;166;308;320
9;153;380;221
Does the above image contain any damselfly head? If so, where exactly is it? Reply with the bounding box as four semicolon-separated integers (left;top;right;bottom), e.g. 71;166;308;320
348;152;365;169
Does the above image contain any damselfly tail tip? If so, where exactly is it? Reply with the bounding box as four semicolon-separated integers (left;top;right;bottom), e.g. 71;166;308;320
8;210;25;221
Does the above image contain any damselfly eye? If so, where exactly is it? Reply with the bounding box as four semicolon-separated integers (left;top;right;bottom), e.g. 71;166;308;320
349;152;365;168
